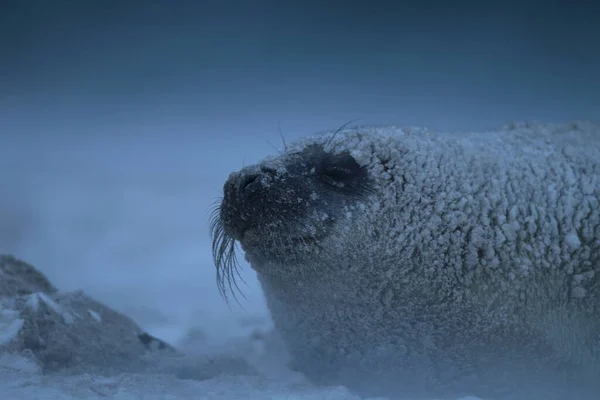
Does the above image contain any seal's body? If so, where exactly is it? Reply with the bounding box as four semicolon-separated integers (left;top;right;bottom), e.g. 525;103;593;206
212;122;600;399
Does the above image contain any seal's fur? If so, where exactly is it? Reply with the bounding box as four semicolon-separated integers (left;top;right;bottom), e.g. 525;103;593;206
212;122;600;399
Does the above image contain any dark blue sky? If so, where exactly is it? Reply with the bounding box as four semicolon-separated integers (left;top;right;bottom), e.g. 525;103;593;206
2;0;599;137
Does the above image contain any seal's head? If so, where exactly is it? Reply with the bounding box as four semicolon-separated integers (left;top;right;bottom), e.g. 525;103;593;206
210;142;373;300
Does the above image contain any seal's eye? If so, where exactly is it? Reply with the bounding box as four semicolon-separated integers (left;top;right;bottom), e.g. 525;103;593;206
316;152;364;189
321;164;354;181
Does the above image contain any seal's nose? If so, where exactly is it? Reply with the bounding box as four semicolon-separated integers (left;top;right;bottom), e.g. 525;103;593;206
240;174;258;192
239;166;278;200
220;174;251;239
220;166;279;239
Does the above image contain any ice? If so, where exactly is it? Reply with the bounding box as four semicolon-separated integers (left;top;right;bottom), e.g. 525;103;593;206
88;310;102;323
0;333;484;400
0;366;366;400
0;316;24;346
25;293;40;312
35;292;75;325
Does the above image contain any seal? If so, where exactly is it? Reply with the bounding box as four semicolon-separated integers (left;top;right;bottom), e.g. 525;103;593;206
211;122;600;400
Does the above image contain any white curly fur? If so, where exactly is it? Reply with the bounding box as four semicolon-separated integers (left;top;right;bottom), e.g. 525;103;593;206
250;122;600;399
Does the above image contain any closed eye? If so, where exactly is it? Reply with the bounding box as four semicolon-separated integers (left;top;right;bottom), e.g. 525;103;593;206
300;144;369;192
321;165;355;181
316;153;364;189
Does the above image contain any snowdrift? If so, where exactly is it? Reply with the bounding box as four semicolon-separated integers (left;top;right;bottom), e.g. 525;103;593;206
0;254;390;399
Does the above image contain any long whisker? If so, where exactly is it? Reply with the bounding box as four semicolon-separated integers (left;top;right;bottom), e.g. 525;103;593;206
209;202;247;306
278;120;288;152
325;118;364;148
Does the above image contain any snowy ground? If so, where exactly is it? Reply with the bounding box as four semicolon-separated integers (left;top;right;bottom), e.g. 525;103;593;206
0;344;369;400
0;131;482;399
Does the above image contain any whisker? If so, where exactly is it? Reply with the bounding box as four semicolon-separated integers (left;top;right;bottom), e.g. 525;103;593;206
278;120;288;152
209;202;247;306
325;118;364;149
266;139;283;155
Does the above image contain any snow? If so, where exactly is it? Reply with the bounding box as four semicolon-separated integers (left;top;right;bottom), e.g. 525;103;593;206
0;376;364;400
26;293;41;312
0;315;24;346
0;353;367;400
29;292;73;323
88;310;102;323
0;347;484;399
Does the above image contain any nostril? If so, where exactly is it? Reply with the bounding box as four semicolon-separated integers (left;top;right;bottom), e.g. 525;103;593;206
241;174;259;192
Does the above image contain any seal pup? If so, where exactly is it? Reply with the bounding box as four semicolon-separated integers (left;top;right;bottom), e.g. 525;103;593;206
211;122;600;399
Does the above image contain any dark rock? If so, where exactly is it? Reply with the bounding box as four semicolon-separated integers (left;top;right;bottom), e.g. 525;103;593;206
0;254;259;381
138;332;176;352
0;254;174;374
0;255;57;297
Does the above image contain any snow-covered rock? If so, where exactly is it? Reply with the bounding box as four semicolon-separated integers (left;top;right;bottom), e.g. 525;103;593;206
0;254;176;374
0;255;57;297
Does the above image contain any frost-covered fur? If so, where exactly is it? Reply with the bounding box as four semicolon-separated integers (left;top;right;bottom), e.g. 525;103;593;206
246;122;600;400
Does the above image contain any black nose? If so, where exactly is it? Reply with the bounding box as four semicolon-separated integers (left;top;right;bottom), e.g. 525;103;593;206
239;166;278;198
220;167;279;239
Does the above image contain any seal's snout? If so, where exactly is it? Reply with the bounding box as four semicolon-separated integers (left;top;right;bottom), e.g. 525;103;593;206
220;167;277;240
220;173;249;240
239;166;277;199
